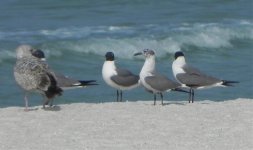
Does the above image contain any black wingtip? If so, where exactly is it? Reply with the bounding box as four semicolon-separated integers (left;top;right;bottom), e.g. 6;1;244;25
45;73;63;99
79;80;98;86
222;80;239;86
172;88;190;93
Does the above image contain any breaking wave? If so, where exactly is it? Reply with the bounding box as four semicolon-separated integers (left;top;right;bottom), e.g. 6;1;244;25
0;20;252;62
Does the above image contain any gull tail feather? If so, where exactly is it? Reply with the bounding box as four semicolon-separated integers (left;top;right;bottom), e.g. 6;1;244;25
78;80;98;86
172;88;190;93
222;80;239;86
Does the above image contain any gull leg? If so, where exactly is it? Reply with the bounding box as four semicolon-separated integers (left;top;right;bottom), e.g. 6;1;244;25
188;89;192;103
120;90;123;102
49;99;54;107
192;89;195;103
160;93;164;105
117;90;120;102
43;96;50;109
43;101;46;109
42;95;46;109
24;93;29;111
154;94;156;105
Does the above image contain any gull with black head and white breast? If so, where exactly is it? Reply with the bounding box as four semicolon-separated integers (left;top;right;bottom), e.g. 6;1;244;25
172;51;239;103
102;52;140;102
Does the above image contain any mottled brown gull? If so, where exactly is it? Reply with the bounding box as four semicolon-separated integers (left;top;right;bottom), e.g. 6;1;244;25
14;44;63;110
14;44;97;111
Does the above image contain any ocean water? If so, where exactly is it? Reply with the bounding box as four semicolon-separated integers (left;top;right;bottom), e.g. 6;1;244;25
0;0;252;107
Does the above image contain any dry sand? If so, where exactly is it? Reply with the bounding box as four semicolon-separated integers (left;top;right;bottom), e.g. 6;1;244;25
0;98;252;150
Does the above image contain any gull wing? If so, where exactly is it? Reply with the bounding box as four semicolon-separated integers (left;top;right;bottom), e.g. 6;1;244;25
111;68;139;87
145;74;180;92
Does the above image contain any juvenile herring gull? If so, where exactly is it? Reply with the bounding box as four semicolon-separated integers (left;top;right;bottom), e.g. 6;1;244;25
14;44;97;110
14;44;62;110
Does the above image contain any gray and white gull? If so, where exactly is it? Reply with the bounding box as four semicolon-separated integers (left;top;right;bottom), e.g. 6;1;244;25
14;44;97;110
102;52;140;102
134;49;187;105
172;51;239;103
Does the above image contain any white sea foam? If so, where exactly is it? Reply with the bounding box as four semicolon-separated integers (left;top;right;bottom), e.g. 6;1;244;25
38;22;253;59
39;26;135;39
40;22;252;59
0;21;252;61
40;38;181;59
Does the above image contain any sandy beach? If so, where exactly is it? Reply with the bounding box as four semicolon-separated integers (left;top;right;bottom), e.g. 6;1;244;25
0;98;252;150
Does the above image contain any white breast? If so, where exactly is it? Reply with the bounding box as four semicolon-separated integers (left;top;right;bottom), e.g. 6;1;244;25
102;61;138;90
172;57;186;84
139;56;158;93
102;61;117;87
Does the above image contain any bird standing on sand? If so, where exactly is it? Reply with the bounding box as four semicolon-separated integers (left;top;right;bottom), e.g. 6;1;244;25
14;45;62;110
102;52;140;102
172;51;239;103
134;49;187;105
14;44;97;111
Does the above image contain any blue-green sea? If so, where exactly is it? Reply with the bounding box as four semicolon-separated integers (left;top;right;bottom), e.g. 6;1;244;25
0;0;252;107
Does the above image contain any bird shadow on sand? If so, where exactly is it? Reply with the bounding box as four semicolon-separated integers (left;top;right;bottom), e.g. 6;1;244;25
42;105;61;111
24;108;39;112
162;102;186;106
141;101;186;106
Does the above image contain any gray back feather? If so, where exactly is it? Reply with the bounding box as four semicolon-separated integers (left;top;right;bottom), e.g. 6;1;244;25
145;74;180;92
116;68;134;76
55;73;80;87
111;68;139;86
178;64;221;87
183;64;203;75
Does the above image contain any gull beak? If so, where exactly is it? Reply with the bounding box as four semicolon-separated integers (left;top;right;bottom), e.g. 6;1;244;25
134;52;143;56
